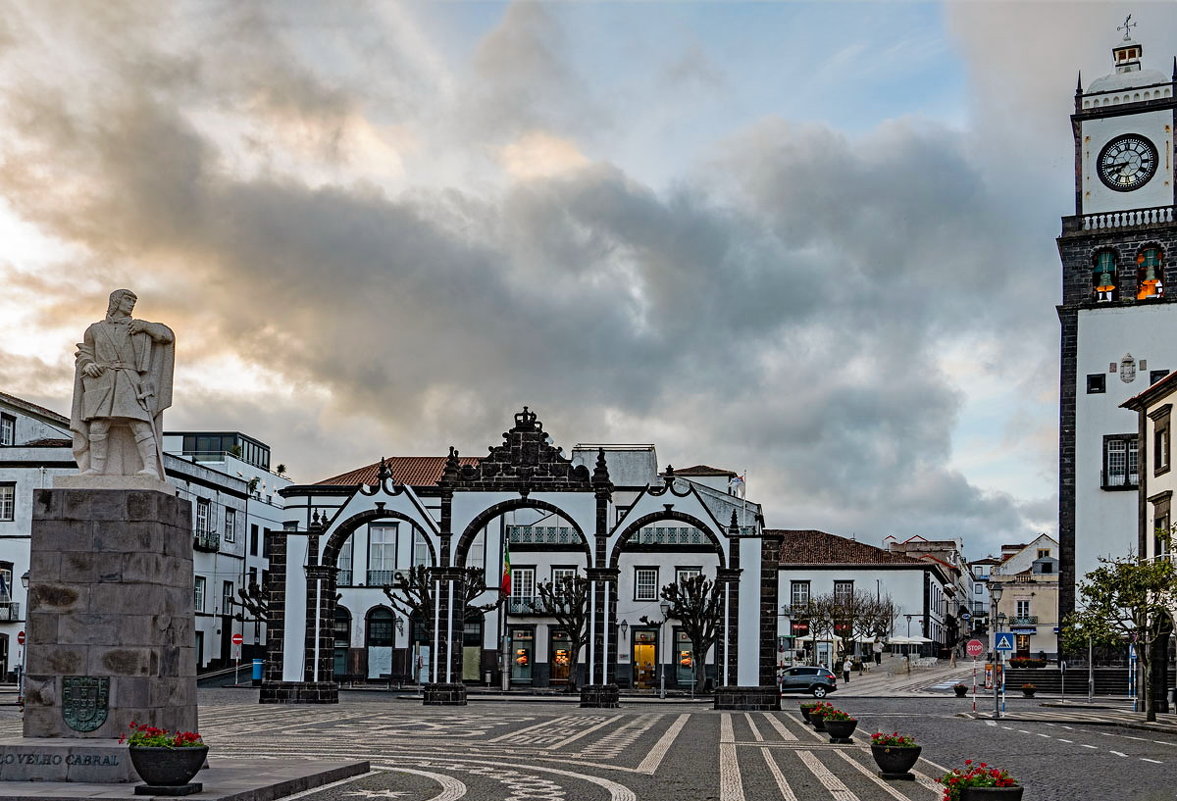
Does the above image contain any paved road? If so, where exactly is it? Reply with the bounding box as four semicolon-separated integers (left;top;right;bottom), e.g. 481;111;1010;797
3;690;1174;800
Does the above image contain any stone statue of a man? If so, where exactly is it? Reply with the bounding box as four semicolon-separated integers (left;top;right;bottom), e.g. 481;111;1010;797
70;289;175;480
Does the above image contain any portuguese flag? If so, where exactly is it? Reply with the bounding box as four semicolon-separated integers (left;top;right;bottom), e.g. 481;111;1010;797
501;539;512;596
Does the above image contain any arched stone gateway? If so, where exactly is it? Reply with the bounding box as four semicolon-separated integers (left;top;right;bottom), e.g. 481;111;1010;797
261;409;778;708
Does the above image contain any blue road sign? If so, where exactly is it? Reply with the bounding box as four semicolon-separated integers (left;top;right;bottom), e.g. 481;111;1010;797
961;612;971;621
994;632;1016;652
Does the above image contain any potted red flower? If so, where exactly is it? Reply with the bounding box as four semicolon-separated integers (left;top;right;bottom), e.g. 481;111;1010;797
808;701;836;732
870;732;920;779
939;760;1023;800
821;708;858;744
121;722;208;789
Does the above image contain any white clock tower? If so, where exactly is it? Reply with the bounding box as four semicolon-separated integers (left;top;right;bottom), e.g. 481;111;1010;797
1058;23;1177;621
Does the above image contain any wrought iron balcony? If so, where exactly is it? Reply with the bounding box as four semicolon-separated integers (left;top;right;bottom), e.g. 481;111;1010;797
367;570;397;587
1008;615;1038;625
506;597;543;615
0;603;20;621
193;529;220;552
337;570;353;586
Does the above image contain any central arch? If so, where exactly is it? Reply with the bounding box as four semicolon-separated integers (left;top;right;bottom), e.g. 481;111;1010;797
454;497;591;567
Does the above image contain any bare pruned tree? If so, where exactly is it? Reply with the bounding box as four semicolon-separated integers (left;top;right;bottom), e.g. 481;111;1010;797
382;565;500;653
533;574;591;690
661;574;723;691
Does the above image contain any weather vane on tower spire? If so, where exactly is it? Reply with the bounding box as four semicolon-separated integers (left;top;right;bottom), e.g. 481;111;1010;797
1118;13;1136;41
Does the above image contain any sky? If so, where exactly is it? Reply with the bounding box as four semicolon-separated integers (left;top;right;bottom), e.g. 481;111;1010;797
1;1;1173;559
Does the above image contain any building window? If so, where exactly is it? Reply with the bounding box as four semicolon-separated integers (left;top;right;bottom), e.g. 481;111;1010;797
223;508;236;543
1037;549;1050;559
337;538;353;586
250;524;259;556
1137;245;1165;300
1151;370;1171;386
1087;374;1106;394
1015;600;1030;618
195;498;211;534
194;576;206;612
0;562;12;602
221;581;234;615
833;581;854;603
1103;434;1139;489
0;483;13;522
974;584;983;595
0;413;14;446
1155;414;1172;477
790;581;811;608
368;524;398;585
1093;250;1118;301
635;567;659;601
412;530;429;567
675;567;701;585
512;567;535;602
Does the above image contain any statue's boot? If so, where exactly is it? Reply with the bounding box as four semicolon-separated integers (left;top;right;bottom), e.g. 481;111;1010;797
82;435;107;475
135;434;160;479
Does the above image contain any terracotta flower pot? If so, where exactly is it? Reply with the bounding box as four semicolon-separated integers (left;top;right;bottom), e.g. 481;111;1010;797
959;786;1024;800
128;746;208;787
825;718;858;744
871;744;921;779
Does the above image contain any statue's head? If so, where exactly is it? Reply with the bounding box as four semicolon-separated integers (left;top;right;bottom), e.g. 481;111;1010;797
106;289;137;318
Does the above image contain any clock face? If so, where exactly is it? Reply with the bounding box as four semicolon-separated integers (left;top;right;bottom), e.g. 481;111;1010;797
1098;134;1159;191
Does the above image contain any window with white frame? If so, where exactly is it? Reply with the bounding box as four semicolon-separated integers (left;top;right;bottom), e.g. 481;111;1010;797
1103;434;1139;488
833;580;854;602
468;532;486;572
675;567;701;585
368;524;397;584
338;538;353;585
223;508;236;542
222;581;234;615
412;530;429;567
0;483;13;522
552;566;577;584
512;567;535;600
195;498;211;534
635;567;659;601
194;576;206;612
790;581;810;608
1016;600;1030;618
0;413;14;446
0;563;12;602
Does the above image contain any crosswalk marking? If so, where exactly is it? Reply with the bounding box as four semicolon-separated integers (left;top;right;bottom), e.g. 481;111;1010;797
763;713;799;741
797;750;857;801
761;750;799;801
833;750;916;800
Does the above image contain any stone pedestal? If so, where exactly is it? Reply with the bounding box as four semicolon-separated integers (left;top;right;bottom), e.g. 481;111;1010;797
422;683;467;706
579;684;620;708
21;488;196;741
713;685;781;711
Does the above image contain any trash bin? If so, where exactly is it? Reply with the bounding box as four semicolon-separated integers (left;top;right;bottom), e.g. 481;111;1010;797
251;658;263;686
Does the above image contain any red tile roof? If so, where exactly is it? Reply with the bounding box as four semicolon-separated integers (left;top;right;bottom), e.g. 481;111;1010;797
770;529;925;566
316;456;481;487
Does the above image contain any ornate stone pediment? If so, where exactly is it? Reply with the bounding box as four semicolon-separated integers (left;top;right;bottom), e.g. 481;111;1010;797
444;407;598;492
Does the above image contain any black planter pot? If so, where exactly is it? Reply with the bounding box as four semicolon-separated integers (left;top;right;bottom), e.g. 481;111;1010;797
954;686;968;697
871;744;921;779
799;704;817;722
1022;689;1037;698
128;746;208;788
824;718;858;744
960;786;1024;800
811;715;827;732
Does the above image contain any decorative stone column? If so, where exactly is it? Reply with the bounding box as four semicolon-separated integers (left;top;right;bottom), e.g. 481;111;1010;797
425;567;468;705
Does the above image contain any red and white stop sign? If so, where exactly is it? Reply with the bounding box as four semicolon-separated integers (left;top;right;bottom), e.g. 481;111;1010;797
966;639;984;659
231;633;243;646
16;631;25;645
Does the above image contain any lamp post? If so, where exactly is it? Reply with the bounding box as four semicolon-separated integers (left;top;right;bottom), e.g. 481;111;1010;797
990;583;1004;719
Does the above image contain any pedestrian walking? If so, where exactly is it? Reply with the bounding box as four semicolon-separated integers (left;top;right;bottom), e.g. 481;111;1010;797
842;657;852;683
873;639;883;665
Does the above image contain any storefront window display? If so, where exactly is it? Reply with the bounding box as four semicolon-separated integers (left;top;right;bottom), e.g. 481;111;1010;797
675;628;694;686
510;628;533;683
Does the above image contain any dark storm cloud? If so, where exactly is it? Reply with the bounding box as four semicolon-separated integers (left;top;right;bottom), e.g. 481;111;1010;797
0;1;1053;554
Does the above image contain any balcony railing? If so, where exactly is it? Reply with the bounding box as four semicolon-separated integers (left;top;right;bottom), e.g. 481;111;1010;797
0;603;20;621
508;526;576;545
1062;205;1175;234
367;570;397;587
337;570;353;586
506;597;542;614
1008;615;1038;625
193;529;220;552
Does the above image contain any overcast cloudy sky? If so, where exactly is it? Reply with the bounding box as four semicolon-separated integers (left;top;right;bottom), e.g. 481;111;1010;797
1;2;1172;557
